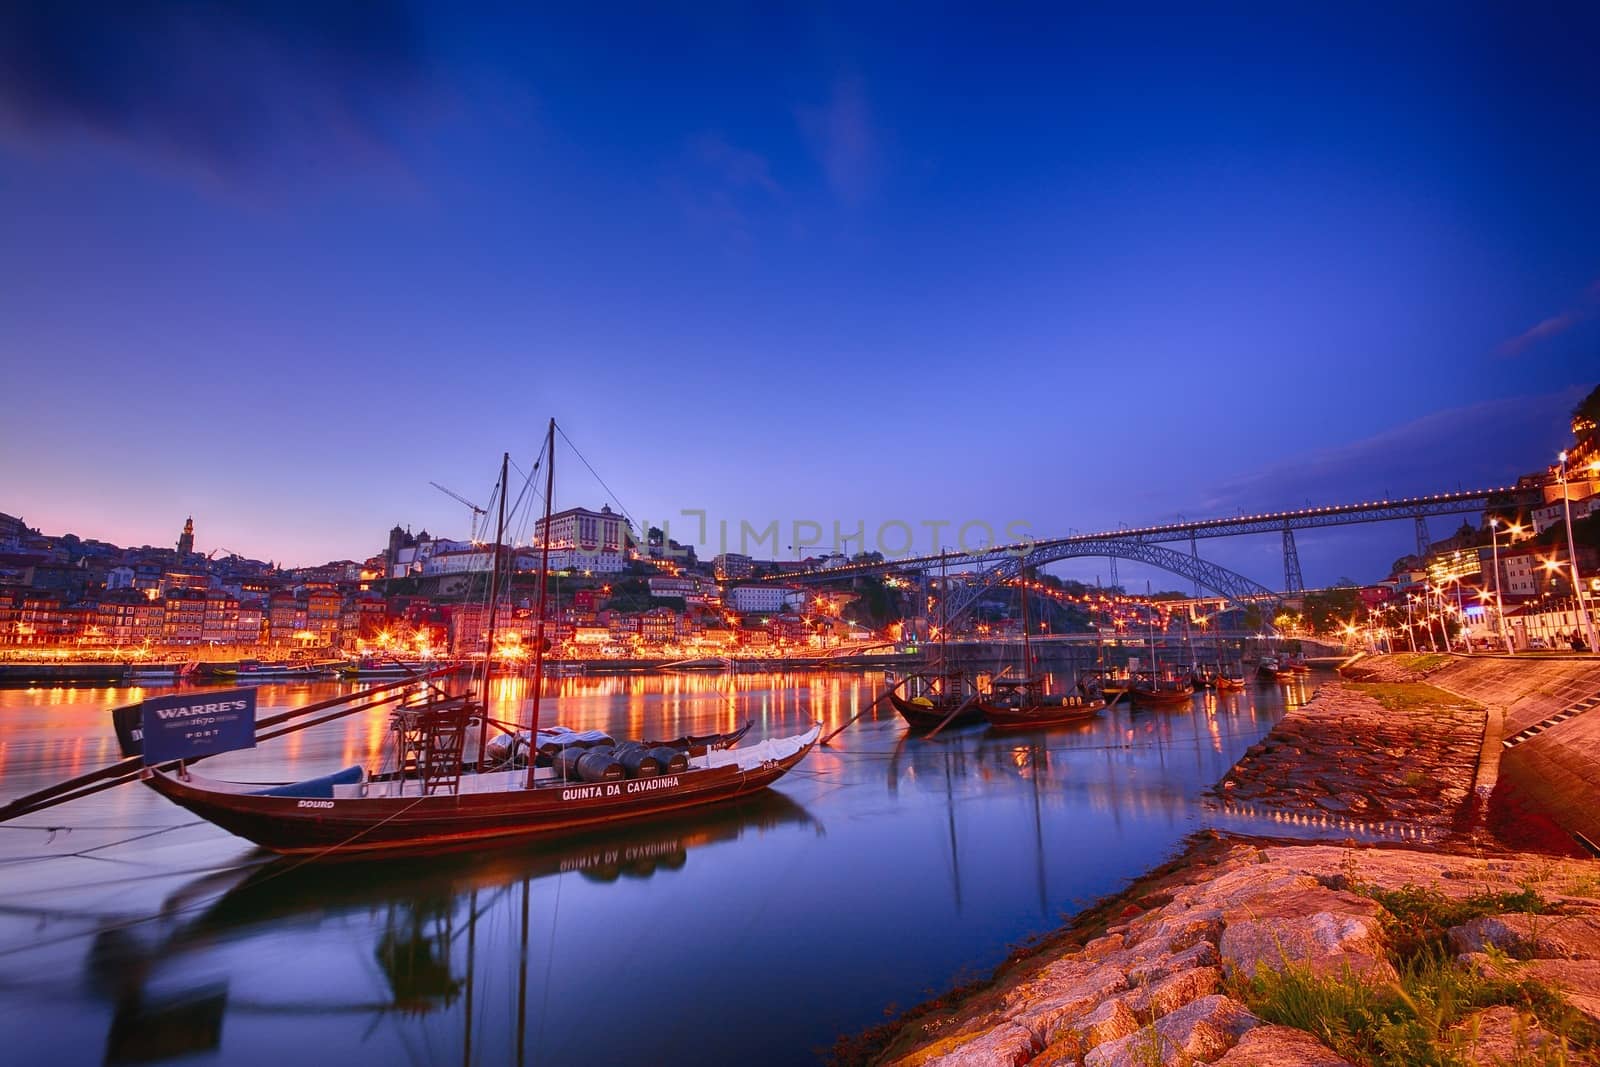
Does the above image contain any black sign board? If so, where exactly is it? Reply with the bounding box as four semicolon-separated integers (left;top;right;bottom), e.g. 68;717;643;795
112;689;258;764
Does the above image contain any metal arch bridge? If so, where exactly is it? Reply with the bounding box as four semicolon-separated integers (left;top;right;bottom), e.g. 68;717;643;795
769;484;1540;624
936;538;1283;625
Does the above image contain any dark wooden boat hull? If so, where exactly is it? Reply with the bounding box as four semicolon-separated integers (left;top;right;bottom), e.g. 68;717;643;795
1130;685;1195;706
886;690;983;730
980;701;1105;729
145;729;818;858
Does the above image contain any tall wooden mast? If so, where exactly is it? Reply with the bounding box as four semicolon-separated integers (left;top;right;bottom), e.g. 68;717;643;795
525;419;557;790
477;452;509;768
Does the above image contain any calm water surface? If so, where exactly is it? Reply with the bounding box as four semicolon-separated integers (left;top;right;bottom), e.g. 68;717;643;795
0;669;1318;1065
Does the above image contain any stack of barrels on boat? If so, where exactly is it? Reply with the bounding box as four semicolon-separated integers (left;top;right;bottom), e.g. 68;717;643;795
485;728;690;781
551;740;689;783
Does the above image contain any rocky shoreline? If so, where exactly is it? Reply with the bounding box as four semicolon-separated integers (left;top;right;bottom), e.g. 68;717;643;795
842;659;1600;1066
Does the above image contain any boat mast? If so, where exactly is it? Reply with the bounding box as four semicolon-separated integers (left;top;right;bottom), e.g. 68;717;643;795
525;418;557;790
478;452;509;768
1019;565;1032;680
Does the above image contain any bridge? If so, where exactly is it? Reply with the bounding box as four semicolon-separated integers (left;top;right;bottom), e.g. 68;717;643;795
766;485;1540;625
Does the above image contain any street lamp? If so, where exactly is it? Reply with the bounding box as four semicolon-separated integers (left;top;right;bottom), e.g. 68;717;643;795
1404;593;1419;653
1488;518;1515;654
1557;452;1598;653
1433;583;1456;654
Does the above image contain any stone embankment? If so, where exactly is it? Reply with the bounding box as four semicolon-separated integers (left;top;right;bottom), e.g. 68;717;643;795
1212;680;1484;840
850;656;1600;1066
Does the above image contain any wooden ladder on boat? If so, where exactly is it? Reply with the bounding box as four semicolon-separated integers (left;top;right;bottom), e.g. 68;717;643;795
392;698;473;795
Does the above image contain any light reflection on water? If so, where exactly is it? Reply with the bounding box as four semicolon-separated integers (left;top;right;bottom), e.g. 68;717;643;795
0;670;1317;1065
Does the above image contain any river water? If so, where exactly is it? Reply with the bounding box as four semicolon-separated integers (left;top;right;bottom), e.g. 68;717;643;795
0;669;1316;1065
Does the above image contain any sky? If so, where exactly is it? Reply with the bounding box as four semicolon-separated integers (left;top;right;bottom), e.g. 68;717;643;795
0;3;1596;591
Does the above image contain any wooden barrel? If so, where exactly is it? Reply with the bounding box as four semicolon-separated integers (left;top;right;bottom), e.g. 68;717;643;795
648;746;690;774
576;749;624;783
553;747;588;779
613;742;662;778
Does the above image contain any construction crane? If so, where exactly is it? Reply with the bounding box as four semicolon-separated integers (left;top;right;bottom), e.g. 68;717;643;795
430;481;489;540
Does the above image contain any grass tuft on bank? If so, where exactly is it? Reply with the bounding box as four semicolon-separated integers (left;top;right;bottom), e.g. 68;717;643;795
1230;881;1598;1065
1347;682;1482;713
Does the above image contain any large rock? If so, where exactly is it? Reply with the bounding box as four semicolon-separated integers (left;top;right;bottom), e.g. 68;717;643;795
1073;995;1143;1050
911;1022;1037;1067
1210;1024;1353;1065
1218;886;1394;981
1010;964;1128;1047
1123;965;1221;1019
1448;913;1600;960
1450;1006;1551;1065
1520;959;1600;1024
1083;995;1259;1067
1126;940;1220;986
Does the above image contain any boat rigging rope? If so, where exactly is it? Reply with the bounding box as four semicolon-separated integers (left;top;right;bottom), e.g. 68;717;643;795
0;793;433;962
0;819;207;864
555;423;638;530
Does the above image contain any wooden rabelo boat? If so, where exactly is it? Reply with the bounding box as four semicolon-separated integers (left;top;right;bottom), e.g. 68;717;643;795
1128;670;1196;706
1078;667;1131;699
977;571;1106;729
887;672;985;730
981;678;1103;729
142;727;818;857
1215;669;1247;691
4;421;819;859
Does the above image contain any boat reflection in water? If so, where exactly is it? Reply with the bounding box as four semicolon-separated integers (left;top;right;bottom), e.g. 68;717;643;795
83;792;817;1064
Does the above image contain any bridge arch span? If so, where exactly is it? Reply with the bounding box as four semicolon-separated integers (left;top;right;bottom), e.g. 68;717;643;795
940;539;1282;628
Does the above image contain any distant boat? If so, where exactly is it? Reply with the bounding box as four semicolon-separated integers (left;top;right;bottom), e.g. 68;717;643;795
337;658;455;680
1215;665;1247;691
1129;672;1195;706
887;673;986;730
1257;656;1294;681
977;568;1105;730
981;679;1103;729
1078;667;1130;699
213;659;338;681
888;550;984;731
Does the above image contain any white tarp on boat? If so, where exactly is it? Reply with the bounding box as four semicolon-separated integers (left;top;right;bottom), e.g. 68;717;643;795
699;725;819;771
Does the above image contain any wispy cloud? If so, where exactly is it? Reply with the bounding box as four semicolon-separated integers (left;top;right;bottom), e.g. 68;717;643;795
669;133;788;250
0;1;436;188
1499;279;1600;356
797;75;879;204
691;133;784;200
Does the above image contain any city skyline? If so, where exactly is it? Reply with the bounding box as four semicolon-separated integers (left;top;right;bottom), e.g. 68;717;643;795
2;5;1595;588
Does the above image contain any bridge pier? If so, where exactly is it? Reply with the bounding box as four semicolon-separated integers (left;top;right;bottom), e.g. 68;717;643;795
1190;530;1201;597
1282;524;1304;594
1414;516;1431;560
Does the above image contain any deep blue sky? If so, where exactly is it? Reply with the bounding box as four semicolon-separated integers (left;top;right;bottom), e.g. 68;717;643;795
1;4;1594;589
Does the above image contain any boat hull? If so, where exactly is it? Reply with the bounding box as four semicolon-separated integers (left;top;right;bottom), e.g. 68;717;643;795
145;731;817;858
980;700;1105;730
886;690;984;730
1129;685;1195;707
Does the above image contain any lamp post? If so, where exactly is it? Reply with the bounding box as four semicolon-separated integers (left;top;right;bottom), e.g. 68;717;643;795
1405;594;1418;652
1488;518;1515;654
1557;452;1598;653
1433;585;1453;652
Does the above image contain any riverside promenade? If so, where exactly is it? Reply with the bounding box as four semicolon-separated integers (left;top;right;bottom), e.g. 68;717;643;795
845;655;1600;1067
